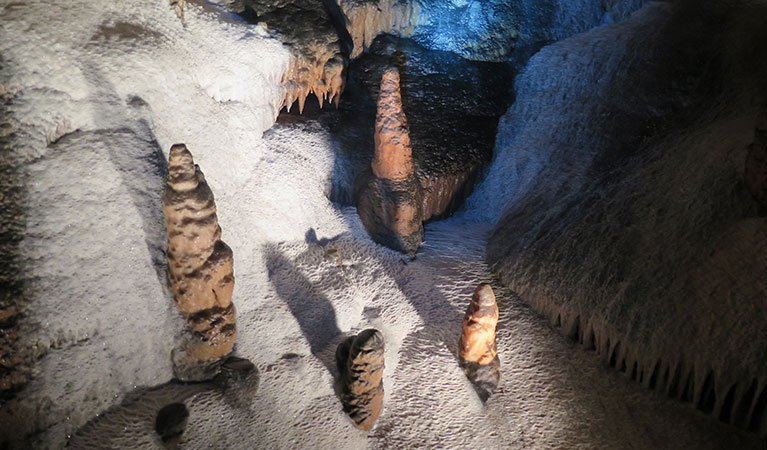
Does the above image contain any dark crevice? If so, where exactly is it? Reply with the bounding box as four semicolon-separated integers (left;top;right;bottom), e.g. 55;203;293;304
697;371;716;414
720;383;737;423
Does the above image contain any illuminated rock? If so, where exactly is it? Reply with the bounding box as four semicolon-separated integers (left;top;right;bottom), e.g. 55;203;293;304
336;0;419;58
336;329;385;431
355;67;423;256
162;144;236;379
459;284;500;401
241;0;347;111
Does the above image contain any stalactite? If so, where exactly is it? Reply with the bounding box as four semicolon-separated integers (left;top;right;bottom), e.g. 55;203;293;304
336;0;420;58
535;298;767;436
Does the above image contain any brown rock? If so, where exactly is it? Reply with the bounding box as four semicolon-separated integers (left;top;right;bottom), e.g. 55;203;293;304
355;67;424;255
459;284;501;401
163;144;236;377
745;112;767;207
336;329;385;431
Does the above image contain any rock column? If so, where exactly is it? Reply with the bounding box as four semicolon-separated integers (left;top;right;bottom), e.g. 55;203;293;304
459;284;501;401
355;67;424;256
162;144;236;379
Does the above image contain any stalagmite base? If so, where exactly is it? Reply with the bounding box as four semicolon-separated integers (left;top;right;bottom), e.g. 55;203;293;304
336;329;385;431
355;67;423;256
459;284;501;401
163;143;237;381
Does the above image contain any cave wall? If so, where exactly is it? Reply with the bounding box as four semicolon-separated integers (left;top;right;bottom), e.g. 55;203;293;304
474;0;767;434
409;0;649;63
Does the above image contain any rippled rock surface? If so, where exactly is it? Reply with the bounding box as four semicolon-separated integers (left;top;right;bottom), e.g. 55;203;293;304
481;2;767;435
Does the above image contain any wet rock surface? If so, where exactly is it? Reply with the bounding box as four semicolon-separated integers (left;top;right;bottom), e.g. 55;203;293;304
336;329;385;431
279;34;514;221
162;144;237;380
459;284;500;401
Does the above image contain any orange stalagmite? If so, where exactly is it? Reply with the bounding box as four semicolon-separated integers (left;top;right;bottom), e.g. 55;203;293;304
355;67;424;256
459;284;501;401
163;144;236;379
372;68;415;182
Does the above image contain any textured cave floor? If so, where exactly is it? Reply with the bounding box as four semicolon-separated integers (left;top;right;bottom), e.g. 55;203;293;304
69;217;763;449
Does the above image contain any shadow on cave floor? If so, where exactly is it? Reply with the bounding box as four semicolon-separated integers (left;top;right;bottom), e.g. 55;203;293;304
264;240;344;377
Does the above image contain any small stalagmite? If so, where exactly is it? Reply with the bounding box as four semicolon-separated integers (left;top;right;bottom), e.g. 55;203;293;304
355;67;424;256
336;329;385;431
459;283;501;401
163;144;236;378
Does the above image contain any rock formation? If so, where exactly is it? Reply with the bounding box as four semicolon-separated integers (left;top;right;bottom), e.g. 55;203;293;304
336;329;385;431
162;144;236;379
482;2;767;434
459;284;501;401
326;35;511;219
355;67;423;255
745;112;767;208
335;0;419;58
240;0;347;112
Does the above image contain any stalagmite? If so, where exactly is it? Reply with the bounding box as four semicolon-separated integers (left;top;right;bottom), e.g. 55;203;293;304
459;284;501;401
162;144;236;380
745;112;767;207
355;67;424;255
336;329;385;431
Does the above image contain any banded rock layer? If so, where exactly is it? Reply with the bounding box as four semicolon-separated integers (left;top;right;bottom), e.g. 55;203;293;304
163;144;236;374
336;329;385;431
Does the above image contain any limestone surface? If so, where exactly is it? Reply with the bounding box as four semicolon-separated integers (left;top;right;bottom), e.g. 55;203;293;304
478;1;767;435
355;67;423;255
336;329;385;431
459;283;501;401
163;144;236;373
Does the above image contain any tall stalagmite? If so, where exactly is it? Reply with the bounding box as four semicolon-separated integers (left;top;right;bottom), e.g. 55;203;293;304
355;67;424;256
163;144;236;378
336;329;385;431
459;284;501;401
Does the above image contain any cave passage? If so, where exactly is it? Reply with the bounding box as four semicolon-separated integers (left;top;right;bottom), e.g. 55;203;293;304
277;34;515;221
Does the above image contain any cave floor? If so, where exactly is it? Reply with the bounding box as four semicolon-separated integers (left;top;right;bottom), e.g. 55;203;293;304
68;217;762;449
